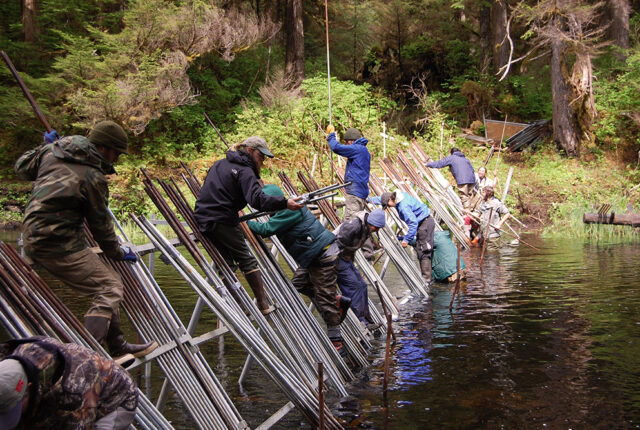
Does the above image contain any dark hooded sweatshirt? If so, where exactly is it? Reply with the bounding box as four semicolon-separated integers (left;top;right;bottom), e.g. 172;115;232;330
194;150;287;227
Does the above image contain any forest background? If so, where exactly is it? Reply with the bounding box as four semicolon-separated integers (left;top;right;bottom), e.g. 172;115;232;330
1;0;639;239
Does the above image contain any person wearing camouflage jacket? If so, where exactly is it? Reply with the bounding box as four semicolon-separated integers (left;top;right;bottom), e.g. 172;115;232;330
0;336;138;430
14;121;157;361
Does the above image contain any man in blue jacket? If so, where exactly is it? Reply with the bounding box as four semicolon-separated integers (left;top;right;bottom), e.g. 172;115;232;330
326;125;376;260
426;147;476;210
325;125;371;220
374;191;435;284
247;184;351;357
195;137;303;314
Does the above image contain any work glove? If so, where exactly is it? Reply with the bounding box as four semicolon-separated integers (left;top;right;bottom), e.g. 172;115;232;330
43;129;59;144
326;124;335;134
121;245;138;263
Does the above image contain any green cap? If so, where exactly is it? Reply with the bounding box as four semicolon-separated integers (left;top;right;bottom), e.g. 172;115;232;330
88;121;129;155
343;128;362;141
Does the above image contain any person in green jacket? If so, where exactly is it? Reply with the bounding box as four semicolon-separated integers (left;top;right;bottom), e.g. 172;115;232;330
431;231;466;282
248;185;351;357
14;121;157;362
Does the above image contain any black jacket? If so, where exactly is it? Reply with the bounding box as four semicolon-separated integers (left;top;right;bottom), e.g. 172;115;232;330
194;150;287;227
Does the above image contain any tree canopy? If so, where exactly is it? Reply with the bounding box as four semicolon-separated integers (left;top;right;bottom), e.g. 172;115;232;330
0;0;638;164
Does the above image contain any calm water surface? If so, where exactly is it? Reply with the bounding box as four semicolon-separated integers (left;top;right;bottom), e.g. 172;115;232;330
2;232;639;429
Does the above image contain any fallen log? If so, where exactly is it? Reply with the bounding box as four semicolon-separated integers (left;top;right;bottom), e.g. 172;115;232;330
583;212;640;227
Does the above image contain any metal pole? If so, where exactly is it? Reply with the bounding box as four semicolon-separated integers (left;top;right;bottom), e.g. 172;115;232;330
324;0;334;191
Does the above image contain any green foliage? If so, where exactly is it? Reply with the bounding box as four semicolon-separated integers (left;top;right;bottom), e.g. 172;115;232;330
225;75;396;182
496;73;552;119
593;50;640;148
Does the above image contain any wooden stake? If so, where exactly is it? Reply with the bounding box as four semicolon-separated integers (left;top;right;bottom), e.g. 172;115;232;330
449;241;462;309
318;362;325;430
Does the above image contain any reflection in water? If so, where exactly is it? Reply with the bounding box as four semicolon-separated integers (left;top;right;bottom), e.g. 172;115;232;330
2;231;639;429
340;238;640;429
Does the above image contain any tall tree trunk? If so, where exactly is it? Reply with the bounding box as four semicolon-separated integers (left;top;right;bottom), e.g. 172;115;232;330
479;3;492;73
490;0;509;73
607;0;630;59
550;23;580;157
284;0;304;89
21;0;38;43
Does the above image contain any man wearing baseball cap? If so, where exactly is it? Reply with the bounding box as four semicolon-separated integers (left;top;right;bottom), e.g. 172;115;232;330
0;358;28;430
194;136;304;314
0;336;138;429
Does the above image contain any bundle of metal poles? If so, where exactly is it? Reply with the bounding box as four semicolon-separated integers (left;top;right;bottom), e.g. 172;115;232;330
175;164;355;388
0;242;173;430
378;148;470;250
410;141;469;219
84;222;248;430
137;170;343;429
395;151;470;248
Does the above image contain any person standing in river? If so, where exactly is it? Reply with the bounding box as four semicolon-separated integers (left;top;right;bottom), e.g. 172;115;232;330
371;191;435;285
477;186;510;248
426;147;476;210
14;121;157;362
333;209;386;329
194;136;303;314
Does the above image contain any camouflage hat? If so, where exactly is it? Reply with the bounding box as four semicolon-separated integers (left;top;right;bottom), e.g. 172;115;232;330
88;121;129;155
343;128;362;141
243;136;274;158
0;359;28;429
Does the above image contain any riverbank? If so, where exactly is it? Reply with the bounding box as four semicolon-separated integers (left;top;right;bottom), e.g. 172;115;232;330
2;142;639;239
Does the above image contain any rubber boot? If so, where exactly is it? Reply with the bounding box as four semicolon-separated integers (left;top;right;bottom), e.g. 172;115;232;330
84;315;111;343
336;295;351;323
244;270;274;315
420;258;432;287
106;311;158;359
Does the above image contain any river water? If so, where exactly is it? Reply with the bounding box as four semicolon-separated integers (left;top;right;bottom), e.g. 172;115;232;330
1;231;639;429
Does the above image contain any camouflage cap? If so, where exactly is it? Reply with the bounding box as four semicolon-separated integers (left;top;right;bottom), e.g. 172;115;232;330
88;121;129;155
0;359;28;429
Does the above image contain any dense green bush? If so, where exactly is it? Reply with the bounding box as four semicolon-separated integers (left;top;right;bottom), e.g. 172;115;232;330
594;50;640;148
226;75;397;165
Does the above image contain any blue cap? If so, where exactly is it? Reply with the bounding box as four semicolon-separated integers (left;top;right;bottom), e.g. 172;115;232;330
367;209;386;228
